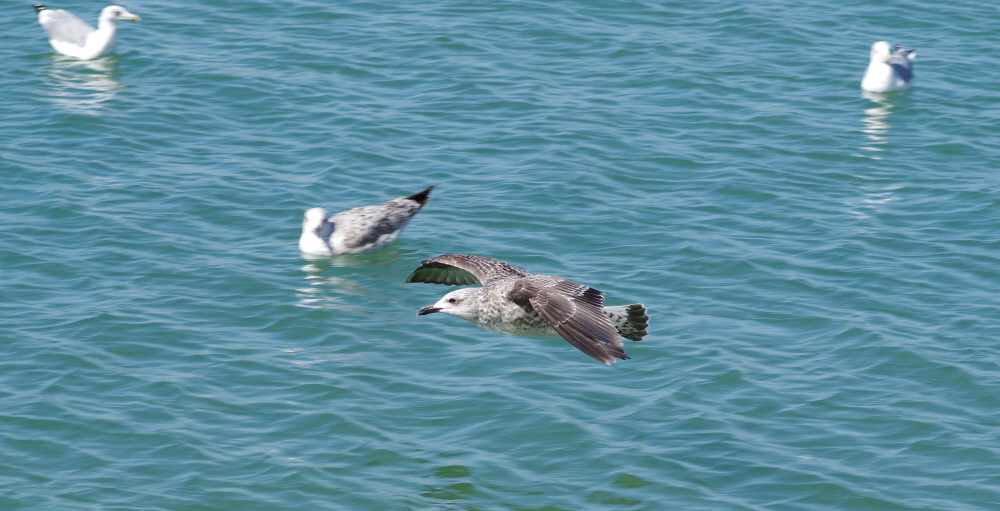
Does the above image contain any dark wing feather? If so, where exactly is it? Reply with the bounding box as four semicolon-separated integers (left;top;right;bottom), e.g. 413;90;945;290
331;194;426;249
889;60;913;82
516;276;625;365
404;185;435;205
889;47;914;81
406;254;529;286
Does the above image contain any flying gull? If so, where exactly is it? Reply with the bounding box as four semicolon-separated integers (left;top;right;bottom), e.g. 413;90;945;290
861;41;916;92
34;4;140;60
299;185;434;256
408;254;649;365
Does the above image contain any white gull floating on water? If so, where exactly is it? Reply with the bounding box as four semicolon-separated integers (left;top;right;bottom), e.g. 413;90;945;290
34;4;140;60
409;254;649;365
861;41;916;93
299;185;434;256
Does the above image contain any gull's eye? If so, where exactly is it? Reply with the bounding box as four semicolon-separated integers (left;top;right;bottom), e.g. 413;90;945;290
448;298;456;303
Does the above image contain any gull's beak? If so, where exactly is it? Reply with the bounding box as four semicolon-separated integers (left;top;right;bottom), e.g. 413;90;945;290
417;305;442;316
130;15;141;21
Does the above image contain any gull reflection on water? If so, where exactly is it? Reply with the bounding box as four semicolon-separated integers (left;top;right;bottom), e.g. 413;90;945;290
859;90;896;159
295;262;369;312
42;55;122;115
850;91;906;219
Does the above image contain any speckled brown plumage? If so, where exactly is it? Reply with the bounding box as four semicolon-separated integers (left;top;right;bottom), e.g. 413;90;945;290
299;185;434;256
409;254;649;365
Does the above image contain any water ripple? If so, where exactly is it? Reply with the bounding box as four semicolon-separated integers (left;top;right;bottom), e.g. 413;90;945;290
3;0;1000;509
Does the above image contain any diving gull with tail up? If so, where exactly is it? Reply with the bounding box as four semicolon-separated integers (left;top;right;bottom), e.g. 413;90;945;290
34;4;140;60
861;41;916;92
408;254;649;365
299;185;434;256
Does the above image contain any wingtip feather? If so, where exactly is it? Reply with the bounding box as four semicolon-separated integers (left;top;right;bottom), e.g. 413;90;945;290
405;185;436;206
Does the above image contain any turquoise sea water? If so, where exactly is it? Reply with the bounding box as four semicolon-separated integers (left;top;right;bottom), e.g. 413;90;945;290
3;0;1000;509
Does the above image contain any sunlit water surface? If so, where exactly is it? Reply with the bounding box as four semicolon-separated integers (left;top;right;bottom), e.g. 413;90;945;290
3;1;999;509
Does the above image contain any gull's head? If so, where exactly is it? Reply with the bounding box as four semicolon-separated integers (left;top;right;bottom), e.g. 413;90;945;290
870;41;893;63
299;208;333;256
417;288;481;321
101;5;141;22
302;207;329;232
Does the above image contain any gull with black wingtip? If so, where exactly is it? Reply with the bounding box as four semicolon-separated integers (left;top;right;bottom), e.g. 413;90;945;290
408;254;649;365
34;4;140;60
299;185;435;256
862;41;916;92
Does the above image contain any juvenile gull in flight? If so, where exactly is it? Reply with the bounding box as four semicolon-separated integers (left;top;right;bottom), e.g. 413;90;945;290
34;4;140;60
299;185;434;256
861;41;916;92
408;254;649;365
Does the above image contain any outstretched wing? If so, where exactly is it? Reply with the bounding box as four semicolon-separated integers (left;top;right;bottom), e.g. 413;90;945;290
39;9;94;48
516;276;626;365
406;254;529;286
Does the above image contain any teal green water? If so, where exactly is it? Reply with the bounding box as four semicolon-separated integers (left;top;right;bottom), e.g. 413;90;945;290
3;0;1000;509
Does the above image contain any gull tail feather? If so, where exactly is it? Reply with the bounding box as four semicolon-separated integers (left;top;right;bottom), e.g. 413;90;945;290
604;304;649;342
406;185;436;206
